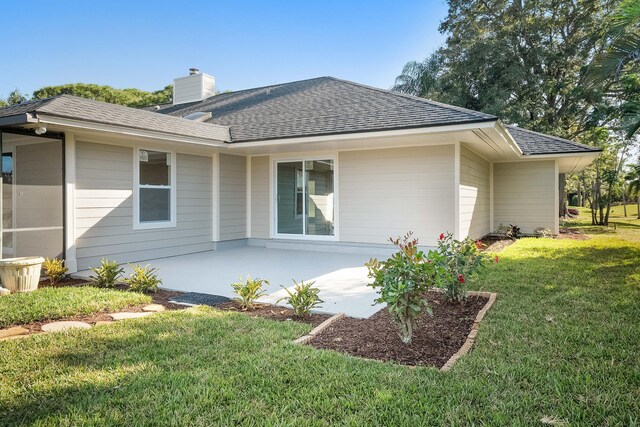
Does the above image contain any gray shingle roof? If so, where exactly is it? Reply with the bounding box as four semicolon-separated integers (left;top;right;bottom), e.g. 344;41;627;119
505;126;600;155
0;95;230;142
0;77;601;156
155;77;497;142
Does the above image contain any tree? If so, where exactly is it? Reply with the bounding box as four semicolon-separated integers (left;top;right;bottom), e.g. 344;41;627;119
625;163;640;218
393;0;617;139
590;0;640;138
0;89;28;106
32;83;173;108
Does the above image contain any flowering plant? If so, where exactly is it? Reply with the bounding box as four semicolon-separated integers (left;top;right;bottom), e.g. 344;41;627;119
432;232;492;302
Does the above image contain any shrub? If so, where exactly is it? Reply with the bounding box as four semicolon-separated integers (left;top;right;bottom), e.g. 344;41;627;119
278;280;323;317
124;264;162;293
231;276;269;310
89;258;124;288
432;232;491;302
534;227;553;238
497;223;521;239
365;232;439;344
43;258;68;286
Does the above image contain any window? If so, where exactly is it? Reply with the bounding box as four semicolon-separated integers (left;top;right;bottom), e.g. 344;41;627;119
135;149;176;228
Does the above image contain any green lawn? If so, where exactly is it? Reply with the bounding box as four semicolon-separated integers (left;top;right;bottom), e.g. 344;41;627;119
1;228;639;425
0;286;151;328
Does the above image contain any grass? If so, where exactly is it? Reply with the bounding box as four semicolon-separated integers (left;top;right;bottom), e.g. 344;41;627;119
0;286;151;328
1;226;639;425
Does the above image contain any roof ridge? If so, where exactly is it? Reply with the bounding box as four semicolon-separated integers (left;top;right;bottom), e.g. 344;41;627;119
324;76;497;120
506;125;597;151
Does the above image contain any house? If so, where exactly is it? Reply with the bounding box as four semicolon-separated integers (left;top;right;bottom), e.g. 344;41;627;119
0;69;600;274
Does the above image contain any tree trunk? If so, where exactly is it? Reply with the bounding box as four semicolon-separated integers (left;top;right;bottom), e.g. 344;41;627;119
637;195;640;219
622;183;627;217
559;173;567;217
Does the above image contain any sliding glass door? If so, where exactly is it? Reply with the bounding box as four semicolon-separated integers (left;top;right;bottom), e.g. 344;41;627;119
276;159;334;237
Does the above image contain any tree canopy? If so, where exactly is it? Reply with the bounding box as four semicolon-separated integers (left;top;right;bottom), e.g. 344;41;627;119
0;84;172;108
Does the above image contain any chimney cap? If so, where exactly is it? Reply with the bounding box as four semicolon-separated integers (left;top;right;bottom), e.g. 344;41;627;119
189;68;200;75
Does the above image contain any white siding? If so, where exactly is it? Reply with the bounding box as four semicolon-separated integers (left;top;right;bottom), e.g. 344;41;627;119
219;153;246;240
250;156;270;238
459;145;490;239
75;141;213;270
493;160;556;234
338;145;455;246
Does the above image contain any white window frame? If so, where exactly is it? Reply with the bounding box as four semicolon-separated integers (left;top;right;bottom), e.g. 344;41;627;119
271;154;338;241
133;147;177;230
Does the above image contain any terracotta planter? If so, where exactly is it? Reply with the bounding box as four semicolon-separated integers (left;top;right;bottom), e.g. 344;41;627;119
0;257;45;293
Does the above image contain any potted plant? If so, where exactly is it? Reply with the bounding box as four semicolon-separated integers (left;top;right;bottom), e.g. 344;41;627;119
0;257;45;293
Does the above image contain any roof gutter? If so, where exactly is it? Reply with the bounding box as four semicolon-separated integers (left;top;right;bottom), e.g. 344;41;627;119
494;121;524;156
0;113;38;127
33;114;229;148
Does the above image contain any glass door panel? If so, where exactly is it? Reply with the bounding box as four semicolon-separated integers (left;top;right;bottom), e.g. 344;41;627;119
305;160;334;236
277;161;303;234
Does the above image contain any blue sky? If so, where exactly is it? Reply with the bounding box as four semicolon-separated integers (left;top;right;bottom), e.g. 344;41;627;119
0;0;447;97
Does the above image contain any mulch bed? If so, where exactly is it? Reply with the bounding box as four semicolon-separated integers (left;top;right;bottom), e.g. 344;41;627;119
558;228;590;240
216;300;332;327
479;235;516;252
309;291;489;368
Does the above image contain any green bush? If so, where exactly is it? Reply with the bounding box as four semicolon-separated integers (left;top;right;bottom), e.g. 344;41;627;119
365;232;439;344
432;232;491;302
43;258;68;286
496;223;521;239
278;280;323;317
124;264;162;293
231;276;269;310
89;258;124;288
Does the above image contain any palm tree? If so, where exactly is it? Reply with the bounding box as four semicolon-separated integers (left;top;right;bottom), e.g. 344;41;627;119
591;0;640;137
626;163;640;218
392;53;444;98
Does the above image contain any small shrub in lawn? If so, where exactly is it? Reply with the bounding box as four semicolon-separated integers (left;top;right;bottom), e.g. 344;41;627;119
534;227;553;238
89;258;124;288
43;258;68;286
231;276;269;310
365;232;439;344
497;223;521;239
278;280;323;317
432;232;492;303
124;264;161;293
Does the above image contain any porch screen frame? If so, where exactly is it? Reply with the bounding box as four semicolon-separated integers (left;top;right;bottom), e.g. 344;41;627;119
271;154;338;241
0;127;66;260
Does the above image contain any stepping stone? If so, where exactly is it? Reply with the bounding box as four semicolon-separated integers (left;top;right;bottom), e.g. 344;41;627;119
109;312;153;321
0;287;10;296
142;304;165;312
41;321;91;333
0;326;29;339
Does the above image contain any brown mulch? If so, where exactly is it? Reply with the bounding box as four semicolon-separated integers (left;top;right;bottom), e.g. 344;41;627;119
558;228;590;240
479;236;516;252
216;300;332;327
309;291;489;368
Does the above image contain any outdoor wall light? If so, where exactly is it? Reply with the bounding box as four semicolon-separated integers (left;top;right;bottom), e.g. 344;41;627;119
34;126;47;135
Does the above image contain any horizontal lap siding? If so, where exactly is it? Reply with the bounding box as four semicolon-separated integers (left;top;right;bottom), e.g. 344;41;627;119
493;160;555;234
251;156;270;238
338;145;455;246
75;141;213;270
219;153;246;240
459;146;490;239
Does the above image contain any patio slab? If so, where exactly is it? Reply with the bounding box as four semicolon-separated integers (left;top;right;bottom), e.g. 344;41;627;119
76;246;383;318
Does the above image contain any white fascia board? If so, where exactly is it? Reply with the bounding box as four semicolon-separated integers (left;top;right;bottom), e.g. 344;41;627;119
227;121;498;149
33;114;229;148
493;122;524;156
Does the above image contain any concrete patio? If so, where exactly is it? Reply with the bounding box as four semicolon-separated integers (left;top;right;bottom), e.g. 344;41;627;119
76;246;383;318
